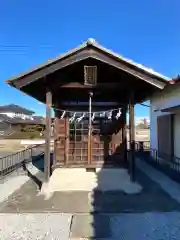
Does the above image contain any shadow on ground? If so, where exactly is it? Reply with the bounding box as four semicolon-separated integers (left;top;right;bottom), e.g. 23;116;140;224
1;156;180;238
22;161;43;190
89;161;180;238
23;153;53;190
31;153;53;173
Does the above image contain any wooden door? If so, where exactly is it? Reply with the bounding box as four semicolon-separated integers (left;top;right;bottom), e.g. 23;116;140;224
54;118;69;166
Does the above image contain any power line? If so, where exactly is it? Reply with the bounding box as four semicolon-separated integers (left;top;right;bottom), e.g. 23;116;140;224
0;45;60;55
0;44;55;50
0;45;28;48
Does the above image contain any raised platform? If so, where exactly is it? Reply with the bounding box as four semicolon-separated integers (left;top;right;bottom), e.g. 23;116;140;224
41;168;142;196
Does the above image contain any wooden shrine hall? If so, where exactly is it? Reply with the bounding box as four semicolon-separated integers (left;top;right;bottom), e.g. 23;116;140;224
6;38;168;181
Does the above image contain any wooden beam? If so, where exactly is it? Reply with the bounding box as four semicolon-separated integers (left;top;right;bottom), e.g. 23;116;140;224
58;82;127;89
45;90;52;182
53;90;129;103
129;102;135;143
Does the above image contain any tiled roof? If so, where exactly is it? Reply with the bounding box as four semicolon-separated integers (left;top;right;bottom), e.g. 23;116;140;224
0;104;35;115
7;38;170;84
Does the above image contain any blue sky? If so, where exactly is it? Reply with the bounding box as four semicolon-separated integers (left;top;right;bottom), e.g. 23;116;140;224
0;0;179;117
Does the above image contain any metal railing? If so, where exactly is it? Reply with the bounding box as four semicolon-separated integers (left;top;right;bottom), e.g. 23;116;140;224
0;144;44;177
148;148;180;172
135;143;180;182
127;141;150;151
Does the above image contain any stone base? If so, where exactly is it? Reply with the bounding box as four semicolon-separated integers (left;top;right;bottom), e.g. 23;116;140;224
41;168;142;195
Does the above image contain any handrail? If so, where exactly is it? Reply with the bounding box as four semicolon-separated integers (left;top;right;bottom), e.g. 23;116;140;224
0;144;44;177
0;144;43;160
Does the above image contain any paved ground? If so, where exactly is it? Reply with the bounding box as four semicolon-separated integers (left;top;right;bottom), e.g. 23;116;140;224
1;212;180;239
1;164;180;239
1;159;180;239
0;213;72;240
0;167;180;214
0;163;41;204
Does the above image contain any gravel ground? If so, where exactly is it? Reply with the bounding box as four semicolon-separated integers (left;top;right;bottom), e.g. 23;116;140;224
0;213;72;240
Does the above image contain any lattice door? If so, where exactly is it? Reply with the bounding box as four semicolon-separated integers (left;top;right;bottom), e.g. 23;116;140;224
68;120;89;165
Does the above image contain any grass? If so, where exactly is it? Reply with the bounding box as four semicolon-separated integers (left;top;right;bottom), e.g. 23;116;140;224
4;131;44;139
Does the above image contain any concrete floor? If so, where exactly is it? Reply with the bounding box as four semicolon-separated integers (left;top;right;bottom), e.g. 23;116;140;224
1;160;180;239
0;168;179;214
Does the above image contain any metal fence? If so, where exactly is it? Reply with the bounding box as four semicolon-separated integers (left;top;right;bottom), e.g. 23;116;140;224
127;141;150;151
150;149;180;171
127;141;180;183
0;140;151;178
0;144;44;177
135;143;180;183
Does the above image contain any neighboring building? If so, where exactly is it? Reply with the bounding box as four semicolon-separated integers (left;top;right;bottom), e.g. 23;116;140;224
150;77;180;158
134;117;150;128
0;104;44;136
0;104;35;120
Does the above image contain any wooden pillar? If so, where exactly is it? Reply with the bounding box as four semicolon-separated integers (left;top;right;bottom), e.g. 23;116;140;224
129;102;135;144
129;99;135;182
45;90;52;182
53;111;58;168
122;104;127;164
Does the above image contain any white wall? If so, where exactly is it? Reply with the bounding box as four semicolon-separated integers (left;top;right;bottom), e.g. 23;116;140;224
150;83;180;153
